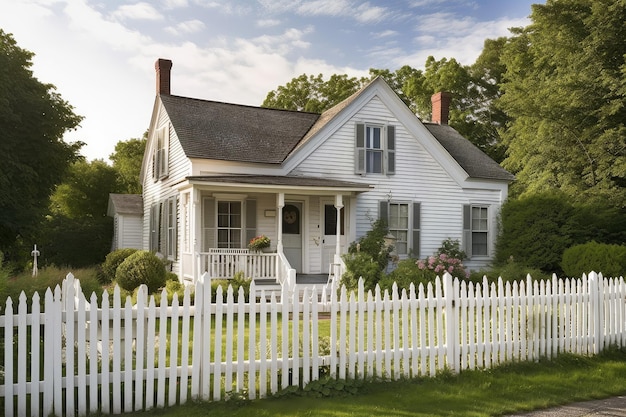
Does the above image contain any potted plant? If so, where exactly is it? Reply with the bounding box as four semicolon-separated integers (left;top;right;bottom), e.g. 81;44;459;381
248;235;271;252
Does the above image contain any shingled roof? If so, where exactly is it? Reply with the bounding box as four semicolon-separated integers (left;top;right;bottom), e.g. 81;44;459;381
160;95;319;164
159;82;513;182
107;194;143;216
424;123;515;182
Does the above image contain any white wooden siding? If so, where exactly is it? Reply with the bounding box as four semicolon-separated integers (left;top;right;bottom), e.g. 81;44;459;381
142;101;191;276
116;215;142;249
291;95;505;268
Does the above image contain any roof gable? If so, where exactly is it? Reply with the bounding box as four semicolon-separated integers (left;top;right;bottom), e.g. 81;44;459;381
160;95;319;164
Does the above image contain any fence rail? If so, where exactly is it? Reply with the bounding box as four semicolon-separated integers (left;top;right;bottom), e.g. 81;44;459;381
0;271;625;416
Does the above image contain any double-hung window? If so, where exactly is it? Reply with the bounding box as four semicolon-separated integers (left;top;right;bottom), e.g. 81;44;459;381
217;201;242;248
355;123;395;175
202;197;257;250
380;201;420;258
463;205;489;257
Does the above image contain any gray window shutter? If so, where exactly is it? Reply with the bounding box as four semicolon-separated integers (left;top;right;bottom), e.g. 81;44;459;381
245;199;257;248
387;125;395;175
379;200;388;226
412;202;420;258
172;197;178;259
463;204;472;258
355;123;366;174
149;204;159;252
203;197;216;251
159;201;166;254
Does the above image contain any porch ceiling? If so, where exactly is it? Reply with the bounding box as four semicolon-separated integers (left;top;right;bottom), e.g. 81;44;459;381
180;175;373;194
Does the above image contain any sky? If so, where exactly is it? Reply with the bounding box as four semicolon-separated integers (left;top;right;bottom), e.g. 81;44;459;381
1;0;542;162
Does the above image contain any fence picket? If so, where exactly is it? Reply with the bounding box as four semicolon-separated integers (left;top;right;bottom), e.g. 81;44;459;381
30;292;41;417
3;271;626;416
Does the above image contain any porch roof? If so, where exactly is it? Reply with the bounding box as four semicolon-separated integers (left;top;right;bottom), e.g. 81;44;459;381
180;175;373;193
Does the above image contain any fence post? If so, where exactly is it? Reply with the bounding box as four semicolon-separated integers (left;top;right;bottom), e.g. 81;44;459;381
443;272;459;373
588;271;604;354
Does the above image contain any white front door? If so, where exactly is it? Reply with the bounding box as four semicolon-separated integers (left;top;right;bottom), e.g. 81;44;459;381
321;199;346;273
282;202;302;272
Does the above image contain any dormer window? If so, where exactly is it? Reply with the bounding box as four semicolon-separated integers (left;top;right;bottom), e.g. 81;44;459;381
153;124;169;180
355;123;395;175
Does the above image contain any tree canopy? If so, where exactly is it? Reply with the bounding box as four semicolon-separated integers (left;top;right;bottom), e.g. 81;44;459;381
109;136;146;195
0;29;83;260
498;0;626;206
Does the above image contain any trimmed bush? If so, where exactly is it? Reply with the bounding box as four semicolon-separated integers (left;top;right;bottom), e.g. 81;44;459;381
101;248;138;284
561;242;626;278
115;250;166;293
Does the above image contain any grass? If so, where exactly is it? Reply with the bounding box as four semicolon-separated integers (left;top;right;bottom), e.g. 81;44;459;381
0;265;102;310
129;347;626;417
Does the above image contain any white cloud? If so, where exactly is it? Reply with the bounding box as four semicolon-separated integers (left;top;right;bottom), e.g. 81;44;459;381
165;19;206;36
257;19;281;28
111;2;163;21
372;30;397;39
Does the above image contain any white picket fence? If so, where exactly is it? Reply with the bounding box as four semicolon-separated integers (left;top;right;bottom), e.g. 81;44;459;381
1;271;625;416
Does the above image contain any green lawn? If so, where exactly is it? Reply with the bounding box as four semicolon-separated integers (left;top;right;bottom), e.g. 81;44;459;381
131;347;626;417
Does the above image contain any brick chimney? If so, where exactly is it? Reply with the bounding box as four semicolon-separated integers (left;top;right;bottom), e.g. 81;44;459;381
155;58;173;95
431;91;452;125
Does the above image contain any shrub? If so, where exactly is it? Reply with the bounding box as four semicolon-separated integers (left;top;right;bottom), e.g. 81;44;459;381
379;258;433;293
211;271;252;302
101;248;138;284
115;250;166;293
495;191;626;275
468;259;550;285
561;242;626;278
380;239;468;294
342;219;392;291
496;192;579;274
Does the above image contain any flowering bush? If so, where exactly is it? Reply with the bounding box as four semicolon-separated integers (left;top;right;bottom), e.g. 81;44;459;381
248;235;270;250
416;252;469;279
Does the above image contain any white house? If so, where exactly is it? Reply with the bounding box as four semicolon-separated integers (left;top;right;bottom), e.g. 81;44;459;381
139;58;514;285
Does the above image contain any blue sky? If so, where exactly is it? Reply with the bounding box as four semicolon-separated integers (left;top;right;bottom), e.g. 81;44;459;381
1;0;542;161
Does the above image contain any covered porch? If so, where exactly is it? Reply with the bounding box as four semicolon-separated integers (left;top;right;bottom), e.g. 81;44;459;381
174;175;371;290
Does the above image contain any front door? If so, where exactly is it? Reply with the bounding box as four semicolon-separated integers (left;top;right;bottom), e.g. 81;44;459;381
282;202;302;272
321;199;345;273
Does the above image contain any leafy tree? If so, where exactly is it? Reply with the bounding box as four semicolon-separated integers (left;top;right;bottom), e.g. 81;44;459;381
109;136;146;194
498;0;626;207
262;73;368;113
0;29;83;262
41;159;123;267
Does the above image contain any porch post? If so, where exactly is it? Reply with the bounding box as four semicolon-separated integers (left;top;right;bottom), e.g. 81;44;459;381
191;188;201;283
277;192;285;252
334;194;344;263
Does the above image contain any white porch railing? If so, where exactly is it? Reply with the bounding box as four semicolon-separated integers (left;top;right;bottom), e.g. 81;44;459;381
197;249;294;285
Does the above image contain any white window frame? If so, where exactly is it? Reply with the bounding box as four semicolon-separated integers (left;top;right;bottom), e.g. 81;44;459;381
355;123;395;175
380;200;420;258
463;204;489;258
165;196;177;260
217;200;243;249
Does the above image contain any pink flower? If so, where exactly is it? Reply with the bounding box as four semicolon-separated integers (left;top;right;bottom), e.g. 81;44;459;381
448;266;454;273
